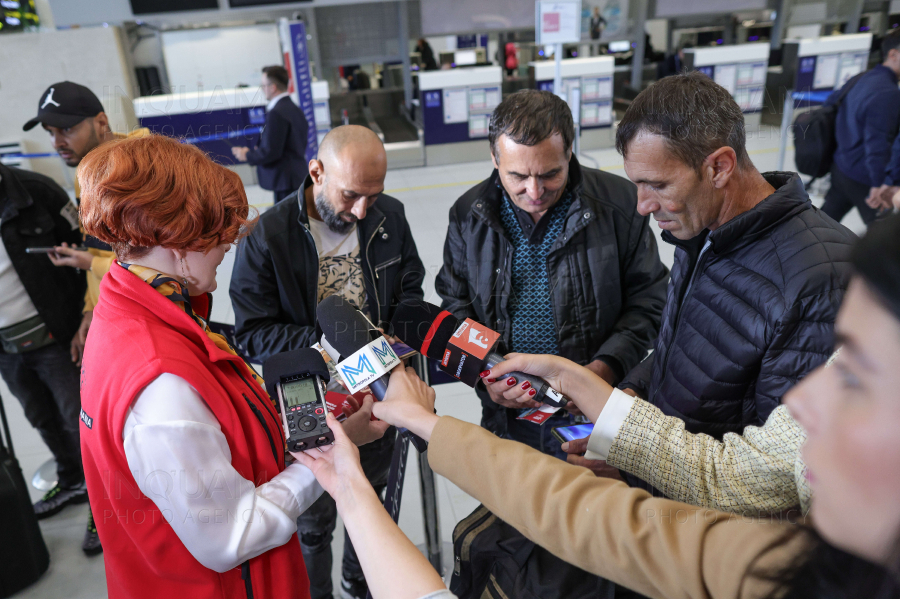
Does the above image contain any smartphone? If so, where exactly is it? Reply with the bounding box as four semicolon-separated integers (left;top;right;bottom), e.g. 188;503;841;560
390;342;418;360
551;422;595;444
26;246;85;254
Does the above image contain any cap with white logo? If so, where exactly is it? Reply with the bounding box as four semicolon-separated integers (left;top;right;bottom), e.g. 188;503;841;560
23;81;105;131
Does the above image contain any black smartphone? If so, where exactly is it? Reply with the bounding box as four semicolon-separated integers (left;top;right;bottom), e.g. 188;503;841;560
26;246;85;254
551;422;595;444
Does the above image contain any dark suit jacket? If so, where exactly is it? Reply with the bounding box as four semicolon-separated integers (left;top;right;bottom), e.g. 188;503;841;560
246;96;310;192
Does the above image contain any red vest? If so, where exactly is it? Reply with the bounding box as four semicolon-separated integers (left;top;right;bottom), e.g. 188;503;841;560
80;264;310;599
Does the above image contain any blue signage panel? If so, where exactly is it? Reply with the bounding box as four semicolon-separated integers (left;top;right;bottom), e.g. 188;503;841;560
139;109;263;166
287;21;319;162
421;91;471;145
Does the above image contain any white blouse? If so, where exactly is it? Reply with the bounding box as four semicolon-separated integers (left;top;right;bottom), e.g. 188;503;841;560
122;373;324;573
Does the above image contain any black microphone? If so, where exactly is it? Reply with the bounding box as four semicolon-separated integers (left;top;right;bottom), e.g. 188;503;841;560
390;300;569;408
316;295;428;453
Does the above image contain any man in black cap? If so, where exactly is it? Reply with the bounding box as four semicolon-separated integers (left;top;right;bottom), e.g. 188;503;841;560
19;81;146;555
25;82;148;366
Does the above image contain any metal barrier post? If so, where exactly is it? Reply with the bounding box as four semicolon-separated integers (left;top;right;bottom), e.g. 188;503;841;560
413;353;444;573
777;91;794;171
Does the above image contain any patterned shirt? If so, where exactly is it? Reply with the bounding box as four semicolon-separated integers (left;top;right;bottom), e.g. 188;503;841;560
309;219;367;316
498;189;574;356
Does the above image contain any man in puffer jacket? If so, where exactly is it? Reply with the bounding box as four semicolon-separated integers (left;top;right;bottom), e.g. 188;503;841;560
616;72;856;442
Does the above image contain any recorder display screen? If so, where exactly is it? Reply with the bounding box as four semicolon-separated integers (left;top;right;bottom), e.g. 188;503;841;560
282;378;319;408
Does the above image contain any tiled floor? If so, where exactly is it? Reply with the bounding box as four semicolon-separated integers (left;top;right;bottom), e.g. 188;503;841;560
3;124;865;598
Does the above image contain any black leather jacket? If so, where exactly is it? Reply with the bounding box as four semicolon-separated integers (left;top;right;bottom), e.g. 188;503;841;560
230;180;426;364
0;165;85;348
436;156;669;376
621;173;856;438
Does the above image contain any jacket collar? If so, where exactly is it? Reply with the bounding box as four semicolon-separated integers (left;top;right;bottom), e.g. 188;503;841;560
662;172;810;254
873;64;899;84
296;175;386;236
102;263;238;365
472;154;586;233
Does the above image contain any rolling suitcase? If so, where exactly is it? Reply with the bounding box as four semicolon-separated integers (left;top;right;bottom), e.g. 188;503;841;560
0;391;50;597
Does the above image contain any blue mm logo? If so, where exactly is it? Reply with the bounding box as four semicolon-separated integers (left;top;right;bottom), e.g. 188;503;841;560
340;354;376;387
371;338;395;367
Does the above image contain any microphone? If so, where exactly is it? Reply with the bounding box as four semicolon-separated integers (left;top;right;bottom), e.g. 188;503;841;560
390;300;569;408
316;295;429;453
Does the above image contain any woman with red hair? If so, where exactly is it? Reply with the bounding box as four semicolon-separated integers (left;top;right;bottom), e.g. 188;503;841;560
77;135;386;599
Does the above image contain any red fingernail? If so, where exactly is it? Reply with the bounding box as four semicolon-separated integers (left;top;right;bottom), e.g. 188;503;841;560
506;378;517;386
486;378;496;383
528;389;537;397
521;381;531;390
480;370;491;378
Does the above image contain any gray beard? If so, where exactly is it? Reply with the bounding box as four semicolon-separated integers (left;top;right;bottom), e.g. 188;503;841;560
315;191;357;234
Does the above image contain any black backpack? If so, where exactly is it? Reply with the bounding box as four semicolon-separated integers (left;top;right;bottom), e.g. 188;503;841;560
450;504;646;599
0;392;50;597
792;72;865;180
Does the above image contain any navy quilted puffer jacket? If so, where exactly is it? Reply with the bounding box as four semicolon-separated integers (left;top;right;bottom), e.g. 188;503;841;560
621;172;856;438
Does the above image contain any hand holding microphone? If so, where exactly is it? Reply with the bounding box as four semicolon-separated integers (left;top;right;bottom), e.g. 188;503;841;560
482;353;616;424
316;295;430;452
389;300;570;409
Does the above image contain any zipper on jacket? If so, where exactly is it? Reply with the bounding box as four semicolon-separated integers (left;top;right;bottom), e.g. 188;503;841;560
241;561;254;599
373;255;402;273
364;215;387;325
301;221;320;318
659;241;712;378
244;394;280;466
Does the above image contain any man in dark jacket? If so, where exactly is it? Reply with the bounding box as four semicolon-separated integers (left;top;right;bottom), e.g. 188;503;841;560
0;165;90;539
821;30;900;225
437;90;669;457
230;125;424;599
615;71;856;442
232;65;310;203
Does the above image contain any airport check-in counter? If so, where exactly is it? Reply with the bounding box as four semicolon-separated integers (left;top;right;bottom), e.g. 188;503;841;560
530;57;615;150
417;66;502;166
780;33;872;96
684;43;770;129
773;33;873;169
134;87;274;186
312;80;332;145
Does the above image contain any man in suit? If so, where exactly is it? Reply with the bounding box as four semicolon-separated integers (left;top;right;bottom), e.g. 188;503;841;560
232;66;310;203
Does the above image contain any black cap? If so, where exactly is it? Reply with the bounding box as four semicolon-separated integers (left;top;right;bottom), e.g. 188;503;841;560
23;82;105;131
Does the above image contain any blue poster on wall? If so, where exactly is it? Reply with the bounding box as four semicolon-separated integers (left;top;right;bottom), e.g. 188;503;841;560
287;21;319;162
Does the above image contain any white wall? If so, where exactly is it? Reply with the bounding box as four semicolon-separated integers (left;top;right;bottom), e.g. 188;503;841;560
646;18;668;53
0;26;137;188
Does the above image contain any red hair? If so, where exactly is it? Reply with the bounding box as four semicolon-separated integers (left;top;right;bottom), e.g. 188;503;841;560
78;134;256;259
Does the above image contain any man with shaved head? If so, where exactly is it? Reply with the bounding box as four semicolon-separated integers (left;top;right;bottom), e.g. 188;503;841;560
230;124;424;599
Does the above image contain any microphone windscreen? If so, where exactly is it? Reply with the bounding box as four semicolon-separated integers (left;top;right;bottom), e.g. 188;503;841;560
262;347;329;401
390;300;459;361
316;295;377;358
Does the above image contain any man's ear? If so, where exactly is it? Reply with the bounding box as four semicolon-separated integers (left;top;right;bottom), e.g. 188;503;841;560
308;159;325;184
706;146;738;189
94;112;110;135
491;152;499;171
